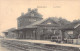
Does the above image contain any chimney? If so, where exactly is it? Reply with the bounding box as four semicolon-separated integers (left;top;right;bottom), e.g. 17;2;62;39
21;12;24;16
28;8;31;12
34;8;38;12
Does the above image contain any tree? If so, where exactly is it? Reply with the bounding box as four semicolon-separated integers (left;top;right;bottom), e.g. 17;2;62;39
58;17;71;25
72;19;80;23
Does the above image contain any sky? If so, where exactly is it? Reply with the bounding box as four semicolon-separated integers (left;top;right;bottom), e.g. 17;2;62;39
0;0;80;36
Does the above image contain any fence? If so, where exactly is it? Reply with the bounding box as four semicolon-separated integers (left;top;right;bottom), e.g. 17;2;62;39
73;39;80;45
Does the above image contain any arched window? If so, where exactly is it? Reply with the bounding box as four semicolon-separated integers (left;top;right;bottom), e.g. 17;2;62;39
54;30;60;35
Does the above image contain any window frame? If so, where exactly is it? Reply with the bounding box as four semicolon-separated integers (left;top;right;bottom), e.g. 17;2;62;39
67;31;73;34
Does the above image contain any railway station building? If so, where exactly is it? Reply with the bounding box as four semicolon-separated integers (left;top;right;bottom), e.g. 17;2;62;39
3;8;80;43
15;8;63;41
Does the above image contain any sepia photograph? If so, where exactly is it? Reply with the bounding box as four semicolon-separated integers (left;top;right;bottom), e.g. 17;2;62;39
0;0;80;51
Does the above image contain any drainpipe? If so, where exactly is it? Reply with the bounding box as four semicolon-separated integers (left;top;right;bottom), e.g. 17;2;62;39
60;30;63;43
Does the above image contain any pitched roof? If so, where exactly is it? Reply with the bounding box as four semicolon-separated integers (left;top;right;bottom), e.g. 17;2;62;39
3;28;16;33
18;18;48;30
18;17;61;30
62;21;80;29
25;17;61;28
28;17;61;26
30;18;48;26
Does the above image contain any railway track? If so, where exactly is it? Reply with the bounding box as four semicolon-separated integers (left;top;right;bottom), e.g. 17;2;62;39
2;41;54;51
1;39;80;51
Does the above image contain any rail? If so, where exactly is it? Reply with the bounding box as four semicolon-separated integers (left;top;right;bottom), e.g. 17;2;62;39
1;38;80;51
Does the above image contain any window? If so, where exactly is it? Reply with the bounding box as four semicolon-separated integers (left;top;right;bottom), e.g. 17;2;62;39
31;13;34;16
47;22;51;24
43;29;47;32
78;34;80;38
54;30;57;34
54;30;60;34
40;30;43;33
19;31;23;34
47;29;52;32
29;19;36;22
67;31;73;34
33;30;36;34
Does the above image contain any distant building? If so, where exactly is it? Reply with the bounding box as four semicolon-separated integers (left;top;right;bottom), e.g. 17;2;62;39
3;28;17;38
17;8;43;29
